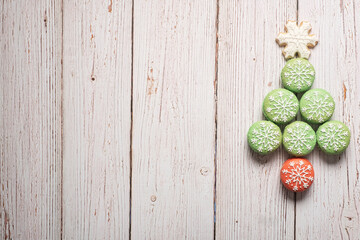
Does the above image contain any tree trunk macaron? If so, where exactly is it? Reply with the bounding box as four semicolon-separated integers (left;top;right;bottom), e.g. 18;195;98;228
281;158;314;192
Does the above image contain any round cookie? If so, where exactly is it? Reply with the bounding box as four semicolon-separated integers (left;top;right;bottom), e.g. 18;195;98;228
283;121;316;156
247;121;282;155
263;88;299;124
300;89;335;124
281;58;315;93
280;158;314;192
316;120;350;154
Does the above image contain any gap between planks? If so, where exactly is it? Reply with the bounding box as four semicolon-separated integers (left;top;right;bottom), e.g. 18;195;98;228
129;0;135;238
213;0;220;239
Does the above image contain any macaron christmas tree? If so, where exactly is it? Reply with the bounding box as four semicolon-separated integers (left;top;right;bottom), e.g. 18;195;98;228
247;20;351;193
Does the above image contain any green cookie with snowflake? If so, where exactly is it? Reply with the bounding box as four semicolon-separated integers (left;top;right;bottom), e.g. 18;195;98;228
281;58;315;93
283;121;316;156
300;89;335;124
317;121;350;154
263;88;299;124
247;121;282;155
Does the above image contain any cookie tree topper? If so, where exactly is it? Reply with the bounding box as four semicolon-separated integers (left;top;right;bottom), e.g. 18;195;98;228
276;20;318;59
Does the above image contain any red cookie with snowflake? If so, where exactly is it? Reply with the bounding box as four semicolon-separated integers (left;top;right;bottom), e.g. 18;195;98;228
280;158;314;192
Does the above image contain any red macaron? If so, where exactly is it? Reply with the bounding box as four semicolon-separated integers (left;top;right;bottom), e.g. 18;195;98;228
280;158;314;192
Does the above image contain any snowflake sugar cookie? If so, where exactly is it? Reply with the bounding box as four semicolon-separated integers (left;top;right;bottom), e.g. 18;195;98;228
316;121;351;154
283;121;316;156
247;121;282;155
300;89;335;124
281;58;315;93
276;21;318;59
263;89;299;124
280;158;314;192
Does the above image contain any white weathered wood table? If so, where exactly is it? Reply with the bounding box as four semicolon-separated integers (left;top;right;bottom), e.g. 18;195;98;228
1;0;359;239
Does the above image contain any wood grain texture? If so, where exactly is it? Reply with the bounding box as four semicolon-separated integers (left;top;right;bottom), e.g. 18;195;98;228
62;0;132;239
131;0;217;239
216;1;297;239
297;0;360;239
2;0;360;238
0;0;62;239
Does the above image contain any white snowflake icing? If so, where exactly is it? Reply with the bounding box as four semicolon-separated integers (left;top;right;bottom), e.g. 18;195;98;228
284;122;315;155
250;122;280;153
318;123;349;152
301;90;334;122
282;161;313;191
283;59;314;90
266;91;298;122
276;21;318;59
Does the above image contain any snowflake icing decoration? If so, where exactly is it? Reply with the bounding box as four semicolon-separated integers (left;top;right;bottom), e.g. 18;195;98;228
301;90;334;122
276;21;318;59
284;59;314;90
284;123;315;155
282;160;313;191
251;122;280;153
266;91;298;122
318;123;349;152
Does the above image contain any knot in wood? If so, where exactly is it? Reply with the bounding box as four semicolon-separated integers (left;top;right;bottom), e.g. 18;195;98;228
150;195;157;202
200;167;210;176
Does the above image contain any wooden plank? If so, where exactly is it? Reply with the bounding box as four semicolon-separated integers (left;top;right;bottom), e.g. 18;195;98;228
131;0;217;239
62;0;132;239
297;0;360;238
0;0;62;239
216;1;297;239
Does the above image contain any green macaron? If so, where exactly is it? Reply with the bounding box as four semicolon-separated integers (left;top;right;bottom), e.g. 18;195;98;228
316;121;350;154
283;121;316;156
263;88;299;124
247;121;282;155
300;89;335;124
281;58;315;93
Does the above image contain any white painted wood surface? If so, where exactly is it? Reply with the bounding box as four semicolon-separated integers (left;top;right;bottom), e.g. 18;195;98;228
216;1;297;239
131;0;216;239
0;0;62;239
62;0;132;239
297;0;360;239
1;0;360;239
